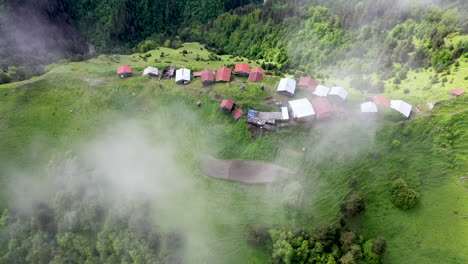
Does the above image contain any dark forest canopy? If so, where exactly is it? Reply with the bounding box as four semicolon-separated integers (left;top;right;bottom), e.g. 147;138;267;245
0;0;467;84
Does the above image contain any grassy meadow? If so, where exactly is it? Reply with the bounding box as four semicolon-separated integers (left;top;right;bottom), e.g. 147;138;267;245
0;42;467;263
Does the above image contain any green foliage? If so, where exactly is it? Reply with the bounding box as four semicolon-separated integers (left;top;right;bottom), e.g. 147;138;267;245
340;192;365;217
432;49;454;72
391;178;420;210
138;40;157;53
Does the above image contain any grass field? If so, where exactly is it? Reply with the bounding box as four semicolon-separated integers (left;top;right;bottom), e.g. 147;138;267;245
0;42;467;263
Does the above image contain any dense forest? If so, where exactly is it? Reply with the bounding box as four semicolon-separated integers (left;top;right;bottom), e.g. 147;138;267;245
1;0;467;84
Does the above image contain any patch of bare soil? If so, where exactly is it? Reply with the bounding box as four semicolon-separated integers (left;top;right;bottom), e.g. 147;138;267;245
200;157;294;183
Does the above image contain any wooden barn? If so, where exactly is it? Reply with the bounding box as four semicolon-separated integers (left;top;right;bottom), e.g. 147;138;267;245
117;65;132;78
234;63;250;76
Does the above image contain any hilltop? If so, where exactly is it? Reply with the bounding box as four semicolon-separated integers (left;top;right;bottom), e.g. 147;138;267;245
0;42;466;263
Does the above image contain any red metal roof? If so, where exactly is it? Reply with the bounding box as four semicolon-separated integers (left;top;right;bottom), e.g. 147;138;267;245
220;99;235;110
216;67;232;82
232;108;244;120
311;97;333;120
248;71;263;82
451;88;465;96
117;65;132;74
234;63;250;73
201;69;214;84
251;67;264;74
298;77;319;89
373;96;391;107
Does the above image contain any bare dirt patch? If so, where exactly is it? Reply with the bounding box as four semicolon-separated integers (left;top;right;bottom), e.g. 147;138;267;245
200;157;294;183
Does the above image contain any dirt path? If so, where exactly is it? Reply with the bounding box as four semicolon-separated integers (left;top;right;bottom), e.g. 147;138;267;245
200;157;295;183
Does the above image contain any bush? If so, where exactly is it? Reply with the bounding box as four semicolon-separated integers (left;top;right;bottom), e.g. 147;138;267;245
404;88;410;94
393;77;401;84
246;226;270;248
341;192;365;217
138;40;157;53
391;178;419;210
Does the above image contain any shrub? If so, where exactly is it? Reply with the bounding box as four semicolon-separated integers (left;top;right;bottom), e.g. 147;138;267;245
393;77;401;84
246;226;270;248
138;40;157;53
404;88;410;94
391;178;419;210
341;192;365;217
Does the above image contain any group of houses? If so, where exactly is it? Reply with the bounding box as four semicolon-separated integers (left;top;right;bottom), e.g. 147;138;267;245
116;62;265;85
118;64;465;131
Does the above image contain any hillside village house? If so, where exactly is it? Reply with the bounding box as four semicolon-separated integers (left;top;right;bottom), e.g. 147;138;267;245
142;67;158;77
220;99;235;111
194;69;215;85
277;78;296;96
161;66;176;80
288;98;315;121
451;88;465;96
117;65;132;78
361;101;378;113
175;68;191;84
329;86;348;100
313;85;330;97
216;66;232;82
391;100;412;118
234;63;250;76
373;96;391;106
298;77;319;89
311;97;333;120
248;67;264;82
232;108;244;120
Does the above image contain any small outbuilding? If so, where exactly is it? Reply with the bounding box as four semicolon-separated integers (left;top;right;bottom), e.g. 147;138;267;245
248;67;264;82
281;107;289;121
234;63;250;76
161;66;176;80
311;97;333;120
142;67;158;77
313;85;330;97
220;99;235;112
373;96;391;107
360;102;378;113
329;86;348;100
451;88;465;96
390;100;412;118
216;67;232;82
277;78;297;96
232;108;244;120
175;68;191;84
298;77;319;89
288;98;315;121
117;65;132;78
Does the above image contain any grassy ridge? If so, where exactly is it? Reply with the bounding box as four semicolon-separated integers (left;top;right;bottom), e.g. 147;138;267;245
0;43;467;263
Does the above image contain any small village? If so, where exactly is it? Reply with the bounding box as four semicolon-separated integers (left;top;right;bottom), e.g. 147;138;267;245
117;63;464;133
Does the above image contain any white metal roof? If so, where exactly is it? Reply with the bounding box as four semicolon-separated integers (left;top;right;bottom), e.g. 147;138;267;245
288;98;315;119
281;107;289;121
277;78;296;95
175;68;191;83
390;100;412;117
313;85;330;97
360;102;378;113
329;86;348;100
142;67;158;76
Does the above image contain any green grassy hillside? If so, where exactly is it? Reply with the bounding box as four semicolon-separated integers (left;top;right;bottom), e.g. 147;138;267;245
0;43;466;263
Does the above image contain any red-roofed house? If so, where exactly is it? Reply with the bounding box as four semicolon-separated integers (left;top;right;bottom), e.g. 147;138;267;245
216;67;232;82
248;67;264;82
117;65;132;78
234;63;250;76
451;88;465;96
220;99;235;111
195;69;214;85
232;108;244;120
298;77;319;89
311;97;333;120
373;96;391;107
